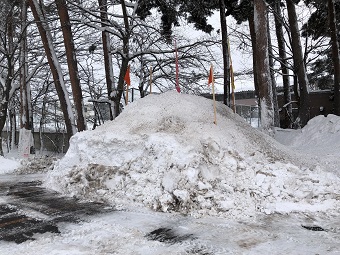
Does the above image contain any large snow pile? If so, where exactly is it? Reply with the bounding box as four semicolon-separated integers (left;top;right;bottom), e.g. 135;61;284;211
45;92;340;219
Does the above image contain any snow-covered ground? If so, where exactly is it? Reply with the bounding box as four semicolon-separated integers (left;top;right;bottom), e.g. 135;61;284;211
0;156;20;175
0;91;339;254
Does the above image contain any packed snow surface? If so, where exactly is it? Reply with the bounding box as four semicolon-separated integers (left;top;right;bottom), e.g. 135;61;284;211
275;114;340;173
0;156;20;174
45;92;340;218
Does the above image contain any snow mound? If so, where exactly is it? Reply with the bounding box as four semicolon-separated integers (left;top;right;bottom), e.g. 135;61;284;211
290;114;340;151
0;156;20;174
45;92;340;218
275;114;340;174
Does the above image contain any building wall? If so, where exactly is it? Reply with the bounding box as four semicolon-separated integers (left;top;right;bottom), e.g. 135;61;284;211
277;90;334;127
202;90;335;128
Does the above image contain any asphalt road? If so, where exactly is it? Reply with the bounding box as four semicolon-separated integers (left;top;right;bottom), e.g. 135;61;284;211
0;177;114;243
1;175;339;255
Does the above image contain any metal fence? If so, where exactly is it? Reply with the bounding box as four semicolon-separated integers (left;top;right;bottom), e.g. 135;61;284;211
2;131;69;154
235;104;260;128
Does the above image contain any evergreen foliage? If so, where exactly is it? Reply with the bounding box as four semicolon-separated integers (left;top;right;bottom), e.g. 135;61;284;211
136;0;244;40
301;0;340;89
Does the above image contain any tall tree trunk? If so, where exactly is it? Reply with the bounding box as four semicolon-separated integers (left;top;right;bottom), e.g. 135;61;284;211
20;0;33;131
293;74;299;104
9;101;16;150
219;0;230;106
98;0;115;120
267;12;280;127
114;0;130;117
28;0;77;140
328;0;340;115
56;0;86;131
248;16;259;97
273;0;292;128
253;0;275;131
0;74;5;155
0;77;12;156
20;0;35;154
138;56;146;98
286;0;310;127
0;7;14;156
40;90;48;154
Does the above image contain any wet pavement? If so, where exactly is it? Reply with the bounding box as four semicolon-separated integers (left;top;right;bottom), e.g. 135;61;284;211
0;176;339;254
0;179;114;243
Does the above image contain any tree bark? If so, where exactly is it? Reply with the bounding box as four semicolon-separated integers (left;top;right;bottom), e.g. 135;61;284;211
253;0;275;131
98;0;115;120
0;78;12;155
219;0;230;106
28;0;77;140
248;16;259;97
20;0;28;129
56;0;86;131
20;0;33;131
0;7;14;156
273;0;292;128
286;0;310;127
267;11;280;127
328;0;340;115
114;0;130;117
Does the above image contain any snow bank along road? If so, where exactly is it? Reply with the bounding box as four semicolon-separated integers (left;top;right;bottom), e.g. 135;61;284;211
0;174;340;254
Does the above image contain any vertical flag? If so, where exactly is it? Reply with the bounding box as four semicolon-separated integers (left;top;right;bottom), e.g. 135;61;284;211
208;65;214;85
124;65;130;105
174;39;181;93
124;64;131;86
208;64;217;125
